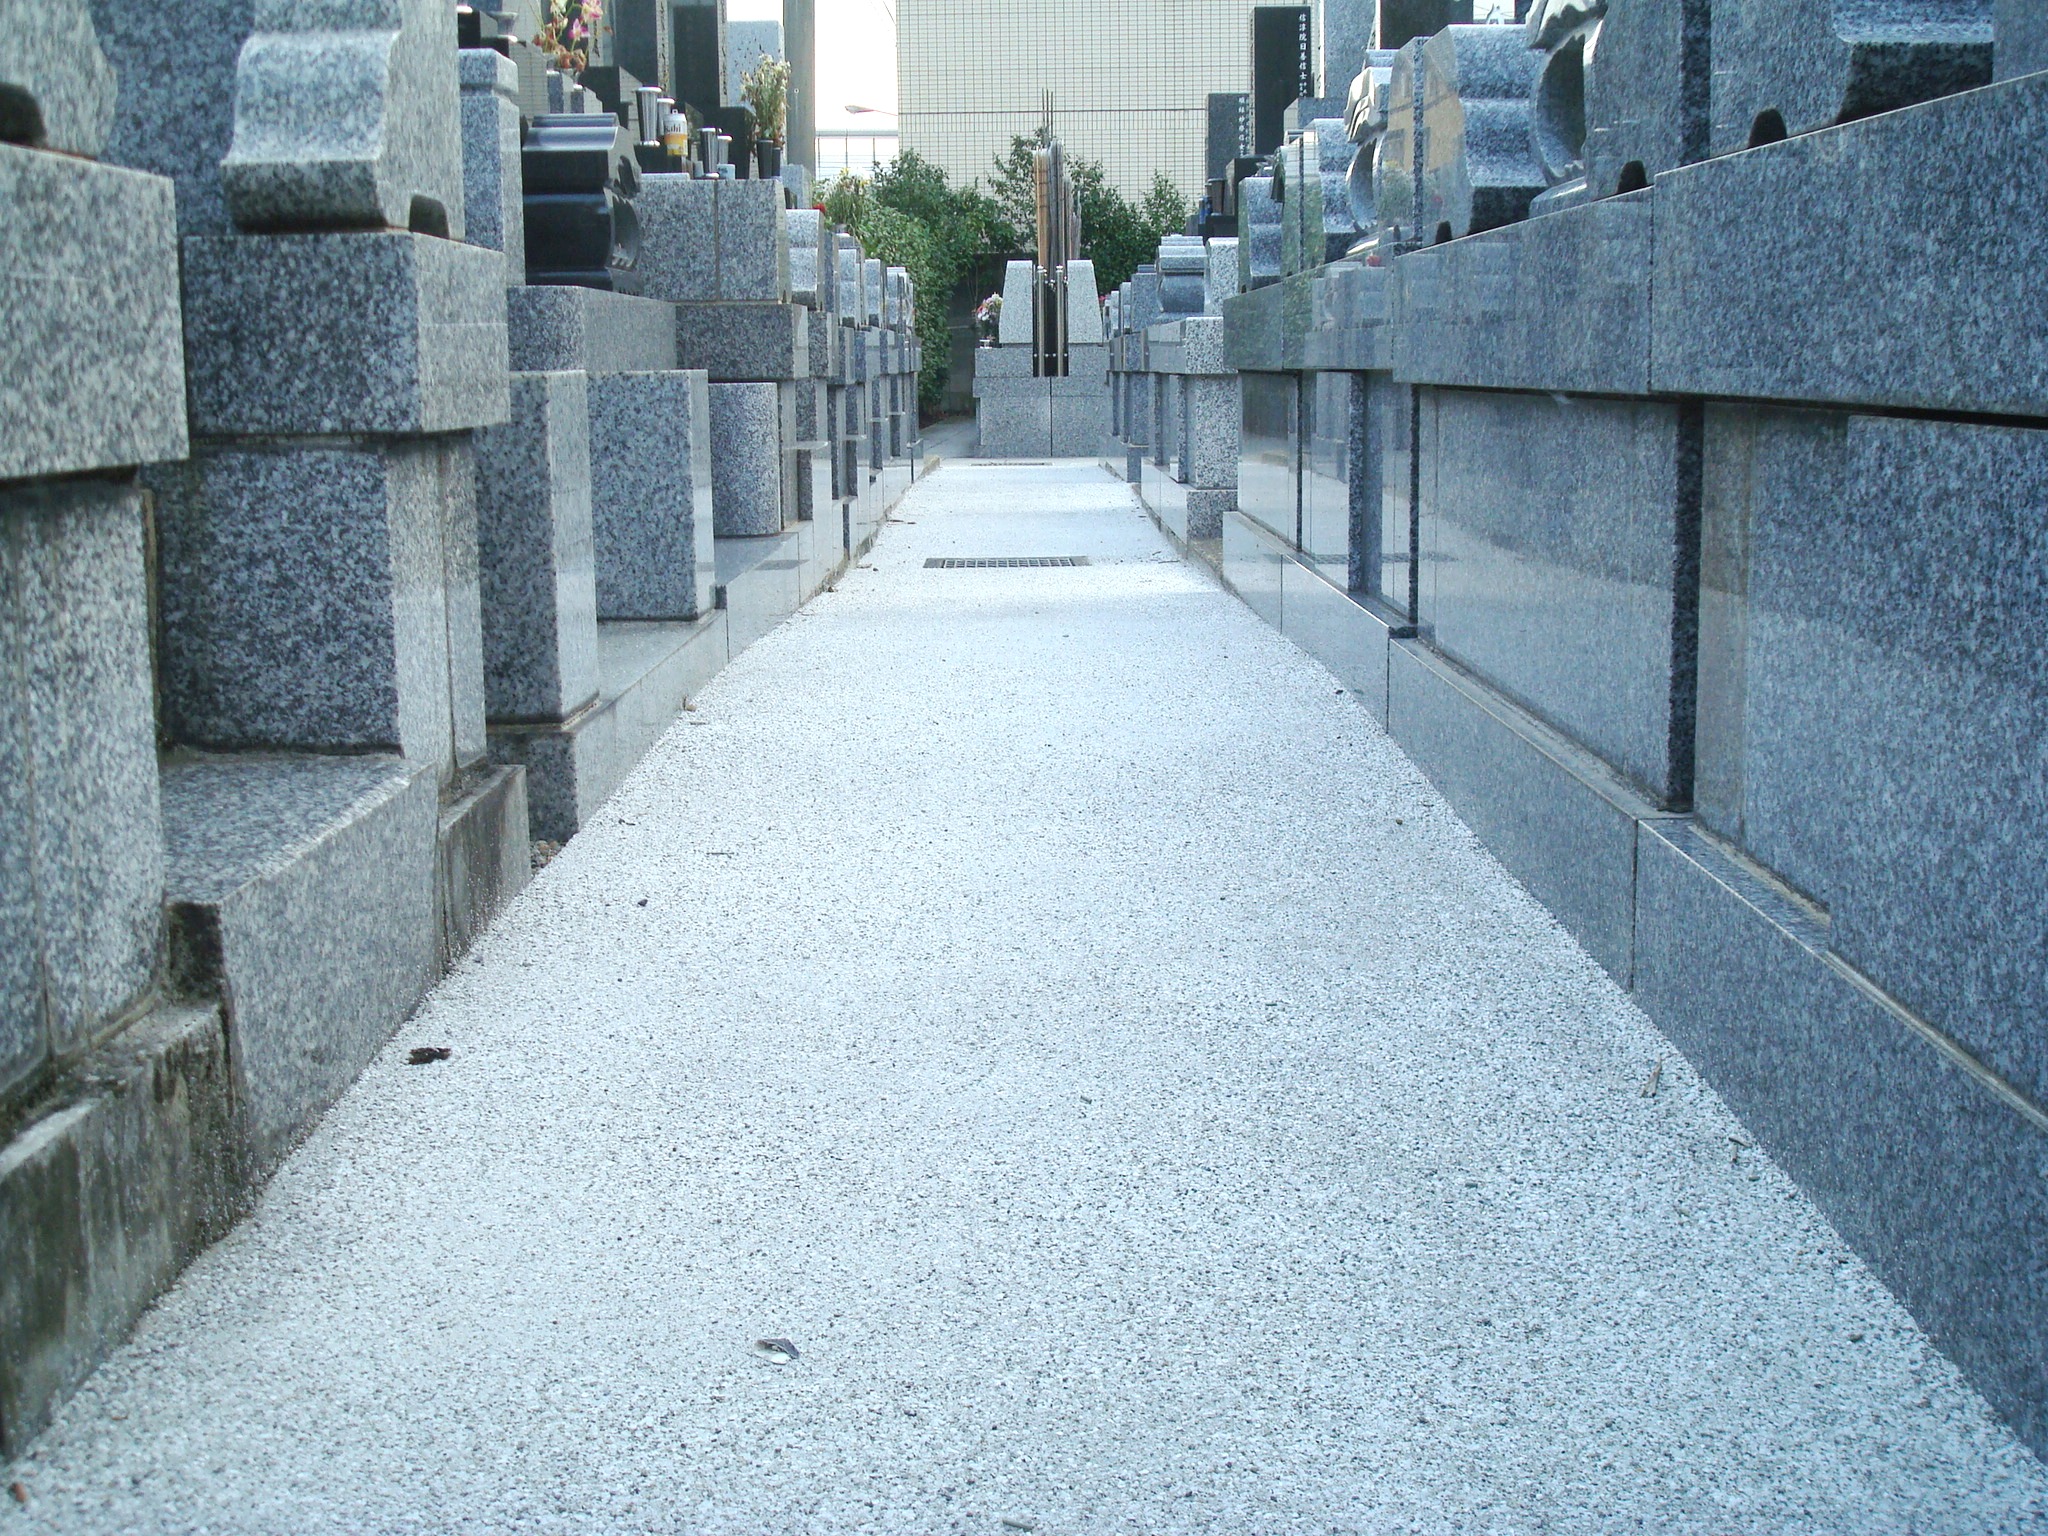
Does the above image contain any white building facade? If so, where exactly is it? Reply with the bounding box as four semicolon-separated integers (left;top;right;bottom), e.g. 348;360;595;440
898;0;1326;202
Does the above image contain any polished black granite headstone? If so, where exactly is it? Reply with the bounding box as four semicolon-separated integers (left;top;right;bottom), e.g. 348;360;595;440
1377;0;1472;50
522;114;642;291
1252;4;1315;155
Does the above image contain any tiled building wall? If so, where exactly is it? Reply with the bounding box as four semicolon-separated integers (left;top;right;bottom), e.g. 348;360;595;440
898;0;1311;200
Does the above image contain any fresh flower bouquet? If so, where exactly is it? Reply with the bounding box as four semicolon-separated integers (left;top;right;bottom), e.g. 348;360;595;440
535;0;602;72
740;55;791;144
974;292;1002;344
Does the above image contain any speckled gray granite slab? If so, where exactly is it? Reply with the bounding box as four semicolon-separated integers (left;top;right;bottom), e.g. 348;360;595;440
505;286;676;374
476;372;599;722
975;384;1054;458
632;174;716;303
1182;376;1241;490
488;611;727;843
1238;176;1283;289
439;439;489;771
1999;0;2048;78
1050;391;1109;458
180;231;509;437
218;0;466;238
786;207;824;305
1709;0;1991;156
675;301;808;381
708;383;785;536
1633;818;2048;1456
1389;636;1660;983
1416;388;1691;807
636;175;789;304
863;257;884;324
972;345;1033;384
151;441;467;778
724;181;792;302
833;236;862;320
805;309;835;379
161;753;438;1172
0;482;163;1095
1696;404;2048;1108
458;49;522;281
1222;275;1312;372
0;0;114;156
1652;75;2048;417
1577;0;1709;195
0;145;187;481
586;370;716;620
1389;189;1651;395
1417;27;1545;240
1303;260;1391;372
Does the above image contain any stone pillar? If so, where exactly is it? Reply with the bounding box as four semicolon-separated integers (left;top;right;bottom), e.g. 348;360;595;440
486;286;714;843
641;175;801;538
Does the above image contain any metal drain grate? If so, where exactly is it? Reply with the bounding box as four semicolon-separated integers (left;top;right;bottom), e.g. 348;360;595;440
924;556;1090;569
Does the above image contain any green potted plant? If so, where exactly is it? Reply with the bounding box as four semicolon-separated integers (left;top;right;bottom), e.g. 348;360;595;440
742;54;791;178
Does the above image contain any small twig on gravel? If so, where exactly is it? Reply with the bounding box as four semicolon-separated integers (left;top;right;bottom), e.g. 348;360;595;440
1730;1136;1752;1164
1640;1058;1665;1098
407;1047;453;1065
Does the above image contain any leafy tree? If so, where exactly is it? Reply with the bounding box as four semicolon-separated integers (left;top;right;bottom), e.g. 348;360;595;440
819;170;870;231
818;142;1189;414
984;132;1186;293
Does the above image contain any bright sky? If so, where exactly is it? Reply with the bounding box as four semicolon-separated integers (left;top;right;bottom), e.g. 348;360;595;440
728;0;900;119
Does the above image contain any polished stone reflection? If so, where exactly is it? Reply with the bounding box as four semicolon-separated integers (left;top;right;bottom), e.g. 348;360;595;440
1238;370;1297;547
1301;370;1351;585
1416;388;1691;804
1697;405;2048;1105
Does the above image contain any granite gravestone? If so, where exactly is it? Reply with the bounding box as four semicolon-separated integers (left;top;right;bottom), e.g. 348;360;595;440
522;113;643;289
1207;92;1252;182
1252;4;1315;154
1418;24;1543;241
1322;0;1377;96
1581;0;1711;197
1710;0;1992;156
459;48;526;283
1377;0;1474;48
221;0;468;238
1998;0;2048;78
0;0;115;155
1372;40;1425;250
1342;49;1399;242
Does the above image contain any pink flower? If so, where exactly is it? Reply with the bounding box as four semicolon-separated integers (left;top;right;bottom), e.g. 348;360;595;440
569;17;586;37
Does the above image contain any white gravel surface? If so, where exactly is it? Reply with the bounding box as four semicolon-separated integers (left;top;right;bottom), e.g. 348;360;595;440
9;464;2046;1534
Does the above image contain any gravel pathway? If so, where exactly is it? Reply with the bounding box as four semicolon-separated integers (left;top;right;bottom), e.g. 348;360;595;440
8;464;2045;1534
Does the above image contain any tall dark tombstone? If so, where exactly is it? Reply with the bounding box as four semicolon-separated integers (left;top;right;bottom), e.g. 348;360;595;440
1376;0;1474;50
1251;4;1314;155
1206;92;1251;182
671;0;725;113
604;0;666;92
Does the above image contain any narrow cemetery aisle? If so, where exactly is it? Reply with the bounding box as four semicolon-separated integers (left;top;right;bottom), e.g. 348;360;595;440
8;464;2044;1532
